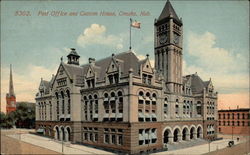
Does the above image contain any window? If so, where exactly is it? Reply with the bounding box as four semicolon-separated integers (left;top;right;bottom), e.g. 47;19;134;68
242;114;245;119
104;134;109;143
219;121;221;126
84;133;88;140
223;114;226;119
175;104;179;115
228;113;230;119
94;133;98;142
228;121;230;126
237;113;240;119
111;134;116;144
232;113;234;119
232;121;234;126
237;121;240;126
118;135;123;145
242;121;245;126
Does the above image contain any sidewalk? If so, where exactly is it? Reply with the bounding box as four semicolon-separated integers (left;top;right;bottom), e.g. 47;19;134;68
7;133;114;155
153;137;247;155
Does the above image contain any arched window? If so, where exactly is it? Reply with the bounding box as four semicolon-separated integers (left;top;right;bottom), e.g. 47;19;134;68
164;98;168;116
61;91;65;115
145;92;150;105
138;91;144;105
118;91;123;113
55;92;59;120
66;90;70;115
94;94;98;114
152;93;157;105
88;95;93;120
103;93;109;114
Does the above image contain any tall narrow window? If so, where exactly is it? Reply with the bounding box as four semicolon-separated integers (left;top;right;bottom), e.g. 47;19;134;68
61;91;65;115
67;90;71;114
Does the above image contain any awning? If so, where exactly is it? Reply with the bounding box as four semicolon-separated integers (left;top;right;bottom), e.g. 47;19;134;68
164;114;168;119
66;114;70;118
117;113;123;118
151;133;157;139
197;103;201;106
151;113;157;118
152;97;156;102
104;98;109;102
138;96;144;100
138;113;144;118
110;113;115;118
37;128;44;133
104;113;109;118
139;134;144;140
145;113;150;118
110;97;115;101
93;114;98;118
145;97;150;101
60;114;65;118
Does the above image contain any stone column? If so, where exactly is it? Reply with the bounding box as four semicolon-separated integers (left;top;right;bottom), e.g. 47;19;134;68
178;134;183;142
186;133;190;141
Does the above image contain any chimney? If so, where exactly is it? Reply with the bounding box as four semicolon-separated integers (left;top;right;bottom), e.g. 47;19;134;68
89;58;95;65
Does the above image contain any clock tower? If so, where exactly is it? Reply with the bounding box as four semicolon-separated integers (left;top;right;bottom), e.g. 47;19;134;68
154;0;183;94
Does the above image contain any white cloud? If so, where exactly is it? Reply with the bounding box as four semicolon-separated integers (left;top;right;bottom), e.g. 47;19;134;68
184;31;249;94
187;31;247;73
132;50;155;68
1;65;58;113
77;24;123;50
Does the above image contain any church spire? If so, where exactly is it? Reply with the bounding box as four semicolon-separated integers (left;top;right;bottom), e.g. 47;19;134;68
9;64;15;97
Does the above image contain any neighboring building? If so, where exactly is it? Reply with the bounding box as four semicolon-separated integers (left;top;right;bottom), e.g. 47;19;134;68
35;1;218;154
218;108;250;135
6;64;16;114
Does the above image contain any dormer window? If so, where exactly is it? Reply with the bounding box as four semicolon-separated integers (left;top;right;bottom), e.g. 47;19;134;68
142;74;152;85
108;73;119;85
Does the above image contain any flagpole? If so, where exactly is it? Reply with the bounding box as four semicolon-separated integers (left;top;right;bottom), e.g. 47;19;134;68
129;18;132;50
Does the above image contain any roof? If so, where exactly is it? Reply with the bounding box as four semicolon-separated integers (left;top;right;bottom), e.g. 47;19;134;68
218;108;250;112
183;73;211;94
62;63;83;79
158;0;181;22
67;48;80;58
81;50;140;81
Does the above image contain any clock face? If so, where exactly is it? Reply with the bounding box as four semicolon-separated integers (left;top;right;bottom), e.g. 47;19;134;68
159;34;167;44
174;33;180;44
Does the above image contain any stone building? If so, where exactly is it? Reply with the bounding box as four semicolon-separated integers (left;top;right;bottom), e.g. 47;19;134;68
35;1;218;154
218;108;250;135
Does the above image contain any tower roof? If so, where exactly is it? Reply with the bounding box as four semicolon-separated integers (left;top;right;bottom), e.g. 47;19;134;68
158;0;181;23
8;64;15;97
67;48;80;58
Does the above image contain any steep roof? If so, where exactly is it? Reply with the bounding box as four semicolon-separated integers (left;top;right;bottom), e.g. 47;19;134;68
158;0;181;22
81;50;140;81
62;63;83;79
183;73;210;94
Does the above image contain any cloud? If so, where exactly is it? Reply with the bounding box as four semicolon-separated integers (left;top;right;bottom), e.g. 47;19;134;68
1;65;58;113
132;50;155;68
77;24;123;50
184;31;249;94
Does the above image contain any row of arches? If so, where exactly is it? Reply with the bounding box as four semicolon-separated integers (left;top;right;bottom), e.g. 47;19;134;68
54;125;72;142
163;125;203;144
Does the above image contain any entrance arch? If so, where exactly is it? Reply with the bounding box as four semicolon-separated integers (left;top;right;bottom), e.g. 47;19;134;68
65;126;71;141
54;126;59;140
173;128;180;142
197;126;203;138
190;127;195;140
182;127;189;141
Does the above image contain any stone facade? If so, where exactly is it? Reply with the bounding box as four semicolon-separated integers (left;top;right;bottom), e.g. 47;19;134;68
35;1;218;154
218;108;250;135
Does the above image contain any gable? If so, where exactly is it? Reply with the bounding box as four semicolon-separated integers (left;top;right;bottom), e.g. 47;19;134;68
141;59;153;74
51;64;71;88
86;66;95;78
107;58;119;74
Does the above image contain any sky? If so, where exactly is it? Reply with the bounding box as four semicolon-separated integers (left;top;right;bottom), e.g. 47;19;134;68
1;0;249;112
